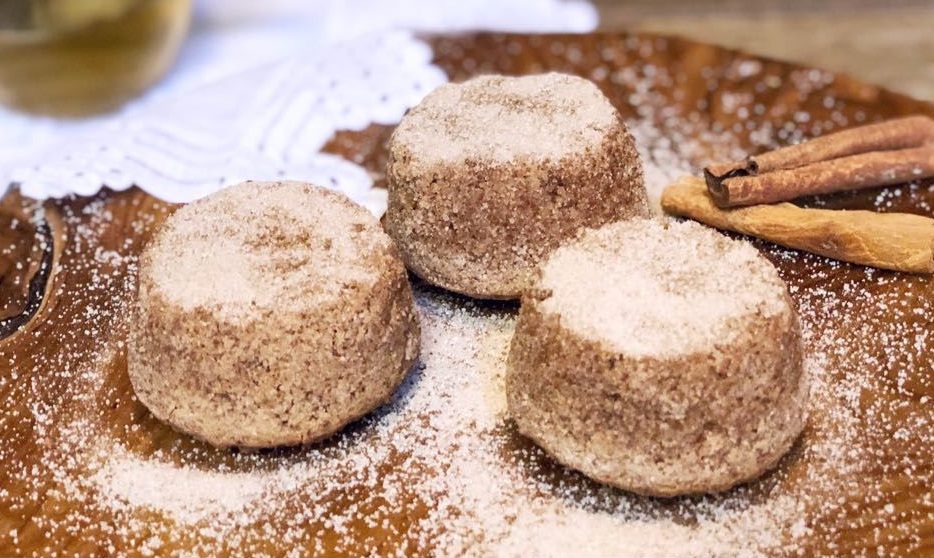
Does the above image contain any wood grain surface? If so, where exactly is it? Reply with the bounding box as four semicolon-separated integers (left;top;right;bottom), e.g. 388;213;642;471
0;31;932;557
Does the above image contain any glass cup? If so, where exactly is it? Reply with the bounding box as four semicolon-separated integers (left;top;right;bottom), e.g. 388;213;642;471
0;0;192;117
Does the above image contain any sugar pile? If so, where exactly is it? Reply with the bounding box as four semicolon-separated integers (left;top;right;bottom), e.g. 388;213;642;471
1;117;931;557
32;285;806;557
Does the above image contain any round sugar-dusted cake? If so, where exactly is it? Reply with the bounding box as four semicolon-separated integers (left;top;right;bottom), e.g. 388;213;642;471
128;181;420;448
506;218;808;496
385;72;649;299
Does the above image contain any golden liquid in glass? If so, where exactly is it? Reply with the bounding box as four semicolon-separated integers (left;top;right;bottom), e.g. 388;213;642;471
0;0;192;117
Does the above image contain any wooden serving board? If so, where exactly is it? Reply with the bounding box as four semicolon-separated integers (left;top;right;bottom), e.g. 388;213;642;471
0;32;932;557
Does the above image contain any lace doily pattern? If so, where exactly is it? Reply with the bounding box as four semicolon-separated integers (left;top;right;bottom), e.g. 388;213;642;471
6;31;439;214
0;1;598;212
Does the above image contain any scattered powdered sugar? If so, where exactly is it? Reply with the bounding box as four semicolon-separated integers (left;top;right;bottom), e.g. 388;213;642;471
2;113;931;557
64;286;806;557
627;117;699;211
538;218;789;356
90;450;268;525
394;73;619;164
147;181;388;318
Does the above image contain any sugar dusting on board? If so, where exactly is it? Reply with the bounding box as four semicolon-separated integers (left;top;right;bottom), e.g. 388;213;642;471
2;33;933;557
3;126;930;556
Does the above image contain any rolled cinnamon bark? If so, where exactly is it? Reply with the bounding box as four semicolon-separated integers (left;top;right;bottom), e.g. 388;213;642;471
661;176;934;274
707;145;934;207
705;115;934;207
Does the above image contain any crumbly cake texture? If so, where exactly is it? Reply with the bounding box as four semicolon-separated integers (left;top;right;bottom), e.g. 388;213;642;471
7;43;932;555
127;181;420;448
507;218;809;496
385;72;649;299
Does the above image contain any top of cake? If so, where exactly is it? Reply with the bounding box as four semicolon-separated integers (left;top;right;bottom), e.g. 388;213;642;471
537;218;791;357
391;73;620;164
142;181;390;321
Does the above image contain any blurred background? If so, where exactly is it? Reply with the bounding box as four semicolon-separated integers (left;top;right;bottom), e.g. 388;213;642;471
0;0;930;119
596;0;933;101
0;0;192;115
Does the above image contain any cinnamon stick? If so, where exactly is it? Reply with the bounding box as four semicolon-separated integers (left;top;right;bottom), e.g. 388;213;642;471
707;145;934;207
661;175;934;274
705;115;934;207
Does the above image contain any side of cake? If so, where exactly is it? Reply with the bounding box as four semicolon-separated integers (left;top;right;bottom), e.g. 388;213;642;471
385;73;649;299
128;181;420;448
506;218;808;496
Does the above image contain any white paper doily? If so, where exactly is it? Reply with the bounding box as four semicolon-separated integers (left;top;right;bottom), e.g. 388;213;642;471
0;0;597;214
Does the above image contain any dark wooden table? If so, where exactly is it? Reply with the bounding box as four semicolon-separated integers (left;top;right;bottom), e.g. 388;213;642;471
0;31;932;557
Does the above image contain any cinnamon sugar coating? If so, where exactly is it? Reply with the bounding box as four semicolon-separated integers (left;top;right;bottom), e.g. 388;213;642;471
507;218;808;496
385;73;649;299
128;181;420;448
